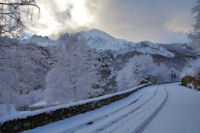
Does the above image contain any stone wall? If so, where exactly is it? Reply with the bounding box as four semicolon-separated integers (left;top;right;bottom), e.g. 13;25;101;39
0;84;150;132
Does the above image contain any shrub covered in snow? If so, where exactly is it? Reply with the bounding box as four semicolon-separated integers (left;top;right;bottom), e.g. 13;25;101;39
181;59;200;90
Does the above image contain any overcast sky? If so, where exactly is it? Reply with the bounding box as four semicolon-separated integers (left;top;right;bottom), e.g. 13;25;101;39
26;0;197;43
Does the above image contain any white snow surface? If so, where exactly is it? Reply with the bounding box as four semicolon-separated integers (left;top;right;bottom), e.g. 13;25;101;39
29;100;47;109
23;83;200;133
134;41;175;58
143;83;200;133
78;29;131;51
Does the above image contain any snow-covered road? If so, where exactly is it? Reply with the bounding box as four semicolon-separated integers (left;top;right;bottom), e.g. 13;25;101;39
24;83;200;133
143;83;200;133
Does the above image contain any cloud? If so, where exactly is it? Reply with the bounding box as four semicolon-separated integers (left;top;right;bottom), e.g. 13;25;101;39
25;0;92;39
25;0;196;43
85;0;196;43
164;15;194;33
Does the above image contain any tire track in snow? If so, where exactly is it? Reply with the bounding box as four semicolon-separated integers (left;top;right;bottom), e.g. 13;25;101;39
133;87;169;133
56;88;148;133
73;87;158;133
101;87;168;133
63;88;148;133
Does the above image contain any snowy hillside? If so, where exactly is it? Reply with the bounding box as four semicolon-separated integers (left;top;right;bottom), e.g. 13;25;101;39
160;43;198;57
25;35;57;46
77;29;175;58
77;29;131;51
20;29;196;59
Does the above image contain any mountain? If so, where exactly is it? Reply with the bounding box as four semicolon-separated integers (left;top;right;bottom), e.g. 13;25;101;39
23;29;198;69
27;29;197;60
159;43;198;58
76;29;175;58
77;29;132;50
25;35;57;46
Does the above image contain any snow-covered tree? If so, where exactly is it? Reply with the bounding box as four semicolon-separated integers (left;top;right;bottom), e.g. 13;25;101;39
116;55;156;90
181;59;200;78
188;0;200;49
0;0;39;38
94;51;117;93
148;64;179;83
45;35;101;105
0;37;51;109
116;55;180;90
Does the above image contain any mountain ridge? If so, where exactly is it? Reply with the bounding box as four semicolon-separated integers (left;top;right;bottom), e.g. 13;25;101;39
27;29;197;59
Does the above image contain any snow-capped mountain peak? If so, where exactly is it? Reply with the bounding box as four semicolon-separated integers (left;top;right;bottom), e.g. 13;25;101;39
77;29;131;51
80;29;115;40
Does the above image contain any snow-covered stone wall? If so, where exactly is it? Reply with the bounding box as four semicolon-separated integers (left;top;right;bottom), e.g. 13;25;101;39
0;84;150;132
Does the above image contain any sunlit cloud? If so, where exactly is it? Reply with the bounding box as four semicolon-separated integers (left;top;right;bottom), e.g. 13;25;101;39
25;0;94;38
70;0;94;26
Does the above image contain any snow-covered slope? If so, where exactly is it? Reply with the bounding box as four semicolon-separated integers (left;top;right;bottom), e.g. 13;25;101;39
77;29;132;51
21;29;177;58
77;29;174;58
135;41;174;58
25;35;57;46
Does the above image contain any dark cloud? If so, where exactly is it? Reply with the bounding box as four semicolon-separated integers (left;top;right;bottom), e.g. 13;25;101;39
86;0;196;43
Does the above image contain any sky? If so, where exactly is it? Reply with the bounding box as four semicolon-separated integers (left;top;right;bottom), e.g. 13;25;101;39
25;0;197;43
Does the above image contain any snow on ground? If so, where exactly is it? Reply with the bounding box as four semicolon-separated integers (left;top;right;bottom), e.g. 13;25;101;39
23;83;200;133
29;100;47;110
143;83;200;133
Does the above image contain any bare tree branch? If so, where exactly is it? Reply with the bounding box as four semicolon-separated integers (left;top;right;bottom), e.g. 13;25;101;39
0;0;40;38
